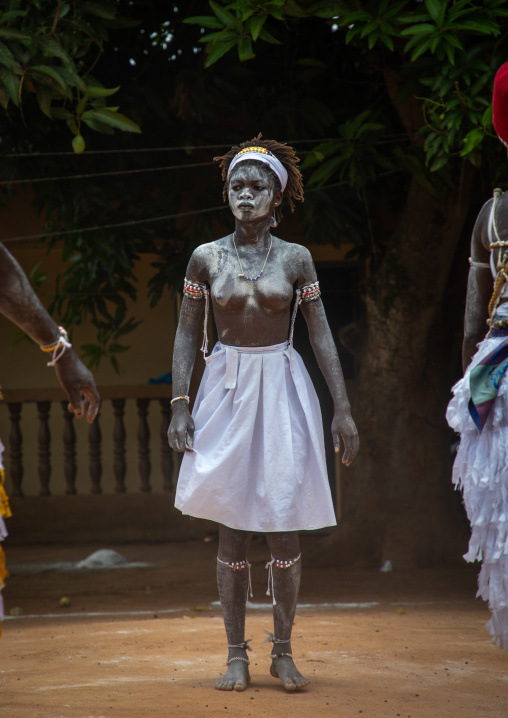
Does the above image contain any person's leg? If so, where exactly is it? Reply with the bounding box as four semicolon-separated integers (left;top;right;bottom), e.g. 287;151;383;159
265;531;309;691
215;523;253;691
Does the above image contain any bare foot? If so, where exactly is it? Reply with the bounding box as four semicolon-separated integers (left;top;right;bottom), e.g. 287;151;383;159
215;660;251;692
270;655;310;692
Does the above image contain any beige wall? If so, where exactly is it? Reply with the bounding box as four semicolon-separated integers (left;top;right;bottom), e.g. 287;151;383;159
0;245;177;497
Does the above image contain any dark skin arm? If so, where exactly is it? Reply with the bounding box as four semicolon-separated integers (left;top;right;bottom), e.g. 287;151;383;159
462;200;497;372
300;297;359;464
297;250;358;465
0;243;100;422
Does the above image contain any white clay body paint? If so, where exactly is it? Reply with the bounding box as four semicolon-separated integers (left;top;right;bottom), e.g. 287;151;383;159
228;165;275;224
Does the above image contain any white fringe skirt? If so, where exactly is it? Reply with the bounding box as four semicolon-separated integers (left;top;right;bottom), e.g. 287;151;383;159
175;342;337;533
447;329;508;650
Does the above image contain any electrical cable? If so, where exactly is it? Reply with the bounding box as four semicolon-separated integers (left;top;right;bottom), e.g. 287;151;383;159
0;161;215;186
0;170;402;245
0;136;407;159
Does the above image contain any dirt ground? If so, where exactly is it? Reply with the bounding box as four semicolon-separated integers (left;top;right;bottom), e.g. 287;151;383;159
1;535;507;718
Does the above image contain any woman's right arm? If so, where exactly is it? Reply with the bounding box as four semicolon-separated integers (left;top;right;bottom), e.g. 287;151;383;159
167;250;208;452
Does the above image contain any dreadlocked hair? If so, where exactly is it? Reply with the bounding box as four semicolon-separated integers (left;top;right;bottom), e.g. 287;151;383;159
214;133;304;225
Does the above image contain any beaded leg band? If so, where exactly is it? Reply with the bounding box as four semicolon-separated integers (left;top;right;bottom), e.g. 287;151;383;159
227;656;250;666
264;631;293;659
265;554;301;606
217;556;254;605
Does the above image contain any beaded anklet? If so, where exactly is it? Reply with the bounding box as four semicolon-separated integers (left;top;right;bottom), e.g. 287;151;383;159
227;656;250;666
265;554;301;606
264;632;292;659
217;556;254;605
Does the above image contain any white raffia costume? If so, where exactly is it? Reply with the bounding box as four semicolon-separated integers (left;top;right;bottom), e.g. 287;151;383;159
175;281;337;533
446;193;508;650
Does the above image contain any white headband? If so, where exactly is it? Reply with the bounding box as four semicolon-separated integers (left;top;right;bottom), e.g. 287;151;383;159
227;146;288;191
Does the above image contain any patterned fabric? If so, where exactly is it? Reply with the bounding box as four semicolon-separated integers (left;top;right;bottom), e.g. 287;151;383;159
468;338;508;432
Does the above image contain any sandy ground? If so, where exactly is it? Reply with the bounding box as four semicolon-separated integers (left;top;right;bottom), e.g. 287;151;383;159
1;536;507;718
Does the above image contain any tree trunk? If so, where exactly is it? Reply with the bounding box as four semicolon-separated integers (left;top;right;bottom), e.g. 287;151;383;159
313;165;476;568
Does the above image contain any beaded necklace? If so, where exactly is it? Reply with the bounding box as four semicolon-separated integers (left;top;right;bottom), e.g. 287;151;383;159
232;232;272;281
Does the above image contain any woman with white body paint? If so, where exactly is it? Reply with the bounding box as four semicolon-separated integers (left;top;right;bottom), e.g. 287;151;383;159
168;135;359;692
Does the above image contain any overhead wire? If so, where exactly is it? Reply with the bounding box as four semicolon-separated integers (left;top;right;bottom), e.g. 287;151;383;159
0;135;407;159
0;161;215;186
0;171;402;245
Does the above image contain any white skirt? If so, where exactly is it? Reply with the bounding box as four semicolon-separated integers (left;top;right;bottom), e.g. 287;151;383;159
446;326;508;650
175;342;337;532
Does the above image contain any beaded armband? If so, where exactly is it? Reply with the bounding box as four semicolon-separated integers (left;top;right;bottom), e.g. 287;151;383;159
288;282;321;373
183;278;210;358
183;278;207;300
296;281;321;303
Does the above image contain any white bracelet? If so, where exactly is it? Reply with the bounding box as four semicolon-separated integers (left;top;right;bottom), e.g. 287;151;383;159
171;395;190;406
40;326;72;366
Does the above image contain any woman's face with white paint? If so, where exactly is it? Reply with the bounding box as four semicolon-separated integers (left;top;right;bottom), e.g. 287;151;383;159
228;163;281;224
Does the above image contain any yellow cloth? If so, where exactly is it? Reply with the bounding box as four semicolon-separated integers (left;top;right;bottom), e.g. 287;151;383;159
0;545;7;587
0;468;12;520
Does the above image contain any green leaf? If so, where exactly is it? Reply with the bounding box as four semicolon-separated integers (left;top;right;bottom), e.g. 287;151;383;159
209;1;235;26
80;108;141;133
482;105;493;126
29;64;69;92
379;32;394;52
0;41;22;73
0;69;20;106
400;23;437;36
425;0;444;26
36;86;52;118
258;27;281;44
0;28;31;41
183;15;224;28
410;37;433;62
238;36;254;62
85;84;120;98
337;10;371;24
250;14;267;41
454;19;500;34
80;2;118;20
37;35;73;66
0;10;27;22
50;106;73;119
460;128;484;156
429;155;448;172
204;38;238;67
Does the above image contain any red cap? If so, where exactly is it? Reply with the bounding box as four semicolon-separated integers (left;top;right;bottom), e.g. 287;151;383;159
493;62;508;145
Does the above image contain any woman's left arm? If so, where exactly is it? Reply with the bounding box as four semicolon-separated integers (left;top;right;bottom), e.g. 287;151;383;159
297;251;359;465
